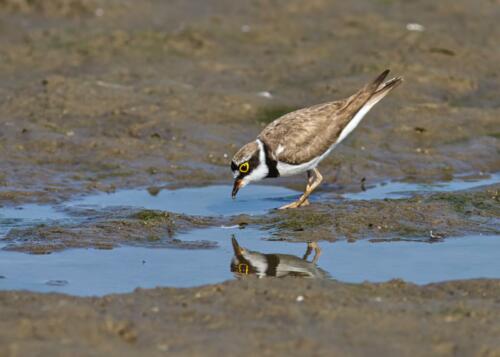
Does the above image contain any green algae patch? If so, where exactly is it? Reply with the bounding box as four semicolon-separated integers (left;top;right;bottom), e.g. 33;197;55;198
269;210;331;232
133;209;172;222
427;186;499;216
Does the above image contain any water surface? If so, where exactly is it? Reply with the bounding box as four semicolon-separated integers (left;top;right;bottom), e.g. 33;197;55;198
66;185;299;216
1;174;499;296
1;227;499;295
344;173;500;200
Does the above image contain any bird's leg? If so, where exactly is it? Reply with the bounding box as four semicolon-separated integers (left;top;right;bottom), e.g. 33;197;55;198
303;242;321;263
302;242;313;261
295;170;315;207
279;168;323;209
310;242;322;264
279;170;314;209
301;170;317;206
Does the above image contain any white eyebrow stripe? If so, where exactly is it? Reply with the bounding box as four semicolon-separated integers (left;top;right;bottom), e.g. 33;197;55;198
241;139;268;185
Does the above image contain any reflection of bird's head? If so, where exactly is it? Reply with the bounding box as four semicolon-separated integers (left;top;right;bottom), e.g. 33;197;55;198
230;237;264;277
230;237;327;279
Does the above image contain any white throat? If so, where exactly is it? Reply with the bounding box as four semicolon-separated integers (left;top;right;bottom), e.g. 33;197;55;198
241;139;268;186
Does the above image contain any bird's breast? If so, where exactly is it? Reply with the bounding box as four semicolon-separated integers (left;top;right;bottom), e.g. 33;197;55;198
276;142;338;176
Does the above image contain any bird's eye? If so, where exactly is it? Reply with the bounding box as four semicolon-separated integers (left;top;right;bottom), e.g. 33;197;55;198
239;162;249;173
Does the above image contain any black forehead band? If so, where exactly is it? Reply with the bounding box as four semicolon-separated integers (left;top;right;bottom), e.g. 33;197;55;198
231;161;238;171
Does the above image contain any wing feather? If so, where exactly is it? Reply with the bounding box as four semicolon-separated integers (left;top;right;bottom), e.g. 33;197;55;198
258;70;399;165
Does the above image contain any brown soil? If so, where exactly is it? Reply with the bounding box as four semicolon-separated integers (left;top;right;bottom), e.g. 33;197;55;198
1;278;500;357
0;0;499;204
0;0;499;355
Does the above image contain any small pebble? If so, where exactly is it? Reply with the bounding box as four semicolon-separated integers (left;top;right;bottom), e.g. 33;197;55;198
406;23;425;32
296;295;304;302
157;344;169;351
257;91;273;99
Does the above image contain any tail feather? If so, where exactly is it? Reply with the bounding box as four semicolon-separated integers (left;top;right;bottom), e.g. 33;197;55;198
375;76;403;95
369;76;403;105
334;70;402;145
368;69;391;93
341;69;392;111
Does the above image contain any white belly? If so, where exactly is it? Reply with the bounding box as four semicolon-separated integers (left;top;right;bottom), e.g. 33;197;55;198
277;142;338;177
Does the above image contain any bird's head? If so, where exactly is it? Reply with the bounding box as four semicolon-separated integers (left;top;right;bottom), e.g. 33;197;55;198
230;140;268;198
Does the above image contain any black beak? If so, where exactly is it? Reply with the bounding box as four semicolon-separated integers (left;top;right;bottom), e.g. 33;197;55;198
232;179;242;199
231;236;243;256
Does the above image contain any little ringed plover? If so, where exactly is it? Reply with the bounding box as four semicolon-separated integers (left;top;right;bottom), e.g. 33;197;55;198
231;69;402;209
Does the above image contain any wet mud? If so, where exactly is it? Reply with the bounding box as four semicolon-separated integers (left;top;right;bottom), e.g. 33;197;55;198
1;279;500;356
0;0;499;355
254;183;499;241
0;0;499;204
2;178;497;253
2;208;217;253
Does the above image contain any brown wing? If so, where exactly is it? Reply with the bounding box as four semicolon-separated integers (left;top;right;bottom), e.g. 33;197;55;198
258;70;396;165
258;101;346;164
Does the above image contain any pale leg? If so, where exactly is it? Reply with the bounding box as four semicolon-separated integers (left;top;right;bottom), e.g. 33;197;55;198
279;168;323;209
302;242;322;264
310;242;322;265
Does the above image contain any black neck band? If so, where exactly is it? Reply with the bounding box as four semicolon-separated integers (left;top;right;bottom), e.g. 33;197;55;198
265;254;280;276
262;141;280;178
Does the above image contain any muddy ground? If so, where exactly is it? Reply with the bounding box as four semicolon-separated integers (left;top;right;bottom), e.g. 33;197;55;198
0;0;499;355
2;184;498;253
0;0;499;204
1;279;500;356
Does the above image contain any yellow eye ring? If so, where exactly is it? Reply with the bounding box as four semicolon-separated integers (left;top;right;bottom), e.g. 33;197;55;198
239;162;249;173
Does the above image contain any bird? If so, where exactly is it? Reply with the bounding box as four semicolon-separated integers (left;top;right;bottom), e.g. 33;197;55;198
230;237;326;279
230;69;402;209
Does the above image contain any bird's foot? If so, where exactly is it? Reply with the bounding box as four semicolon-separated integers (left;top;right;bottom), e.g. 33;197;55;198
279;199;310;210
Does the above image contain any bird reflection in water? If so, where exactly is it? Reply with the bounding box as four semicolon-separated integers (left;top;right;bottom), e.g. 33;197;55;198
230;237;328;279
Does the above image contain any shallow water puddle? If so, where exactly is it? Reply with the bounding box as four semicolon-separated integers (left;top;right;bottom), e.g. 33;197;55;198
62;173;499;215
0;204;69;237
1;227;499;296
1;174;499;295
66;185;299;216
345;173;499;200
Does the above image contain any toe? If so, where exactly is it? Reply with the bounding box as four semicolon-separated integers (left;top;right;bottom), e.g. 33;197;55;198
299;199;310;207
279;201;300;209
